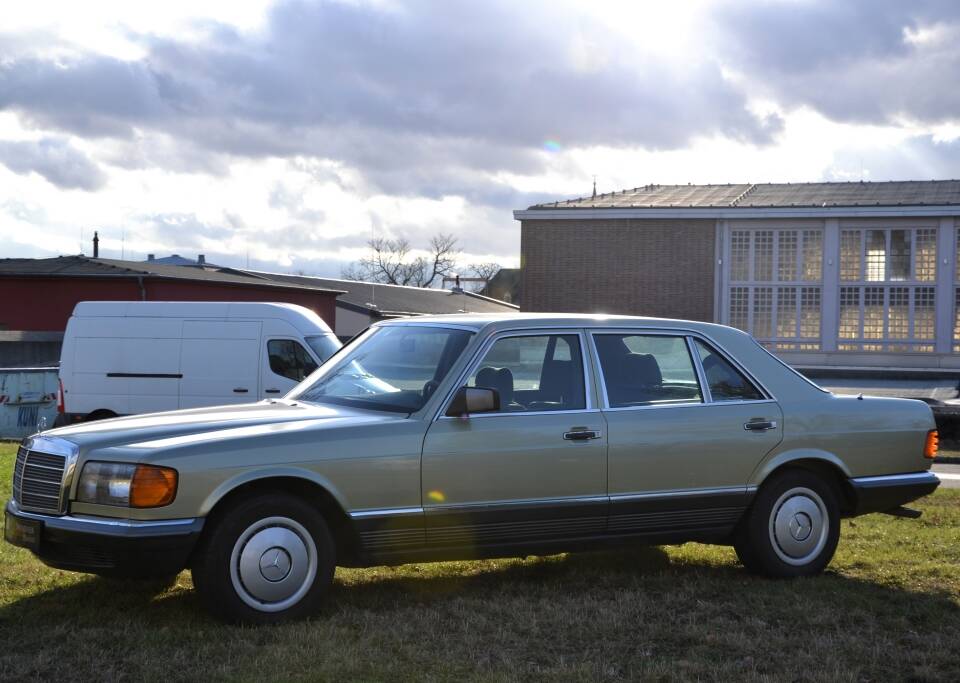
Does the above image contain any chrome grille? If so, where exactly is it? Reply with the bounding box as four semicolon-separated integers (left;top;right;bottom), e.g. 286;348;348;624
13;446;66;514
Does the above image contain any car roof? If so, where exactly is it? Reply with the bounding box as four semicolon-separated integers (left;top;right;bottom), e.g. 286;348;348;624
377;312;734;336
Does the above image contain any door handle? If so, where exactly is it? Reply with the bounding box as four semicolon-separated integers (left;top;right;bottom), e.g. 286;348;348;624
233;388;249;394
265;389;281;394
564;430;600;441
744;420;777;432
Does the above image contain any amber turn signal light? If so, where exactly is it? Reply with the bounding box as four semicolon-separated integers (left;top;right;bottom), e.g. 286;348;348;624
924;429;939;459
130;465;178;508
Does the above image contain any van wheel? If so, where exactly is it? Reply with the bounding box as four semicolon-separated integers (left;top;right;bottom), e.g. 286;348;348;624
191;493;335;624
734;469;840;578
85;409;117;422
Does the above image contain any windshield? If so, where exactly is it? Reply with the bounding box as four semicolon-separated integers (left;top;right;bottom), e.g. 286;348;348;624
291;326;473;413
305;334;342;362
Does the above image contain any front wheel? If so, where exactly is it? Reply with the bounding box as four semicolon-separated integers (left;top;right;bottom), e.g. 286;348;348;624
734;469;840;578
191;493;335;623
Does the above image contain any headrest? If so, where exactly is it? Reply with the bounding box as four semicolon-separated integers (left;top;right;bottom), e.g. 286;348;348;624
618;353;662;387
475;366;514;404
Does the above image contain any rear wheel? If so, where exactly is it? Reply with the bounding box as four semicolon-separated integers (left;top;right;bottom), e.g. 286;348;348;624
191;493;335;623
734;469;840;578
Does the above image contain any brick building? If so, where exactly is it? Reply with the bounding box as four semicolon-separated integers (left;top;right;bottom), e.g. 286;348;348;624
515;181;960;372
0;256;342;365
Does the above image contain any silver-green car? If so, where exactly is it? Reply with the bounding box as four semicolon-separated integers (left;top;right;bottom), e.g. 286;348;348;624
5;314;940;622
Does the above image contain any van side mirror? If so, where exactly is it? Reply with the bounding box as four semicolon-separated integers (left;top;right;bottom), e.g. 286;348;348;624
446;386;500;417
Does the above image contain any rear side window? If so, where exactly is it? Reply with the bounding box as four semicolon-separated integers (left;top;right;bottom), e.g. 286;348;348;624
692;339;764;402
593;334;703;408
268;339;318;381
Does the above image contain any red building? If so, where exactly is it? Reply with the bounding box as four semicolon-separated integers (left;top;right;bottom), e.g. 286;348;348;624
0;256;343;365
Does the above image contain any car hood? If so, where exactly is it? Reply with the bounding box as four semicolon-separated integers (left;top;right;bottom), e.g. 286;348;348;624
41;400;402;453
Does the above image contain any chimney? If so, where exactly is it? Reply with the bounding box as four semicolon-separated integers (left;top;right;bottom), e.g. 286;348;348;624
93;231;99;258
147;254;155;261
198;254;206;265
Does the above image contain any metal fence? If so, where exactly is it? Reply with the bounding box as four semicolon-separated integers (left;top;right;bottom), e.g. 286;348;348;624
0;368;59;439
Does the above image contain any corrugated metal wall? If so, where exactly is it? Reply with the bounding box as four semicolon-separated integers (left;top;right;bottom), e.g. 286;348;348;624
0;368;59;439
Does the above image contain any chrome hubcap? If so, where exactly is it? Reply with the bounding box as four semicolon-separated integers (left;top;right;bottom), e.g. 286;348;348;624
230;516;317;612
769;487;828;566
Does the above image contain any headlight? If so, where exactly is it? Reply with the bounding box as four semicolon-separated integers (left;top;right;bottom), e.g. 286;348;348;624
77;462;178;508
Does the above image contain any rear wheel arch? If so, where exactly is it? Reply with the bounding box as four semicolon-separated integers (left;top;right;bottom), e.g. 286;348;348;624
200;476;359;564
757;458;855;515
84;409;117;422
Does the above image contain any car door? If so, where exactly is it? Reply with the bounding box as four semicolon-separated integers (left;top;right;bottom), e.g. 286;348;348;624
589;330;783;537
179;320;261;408
421;330;607;551
261;338;320;398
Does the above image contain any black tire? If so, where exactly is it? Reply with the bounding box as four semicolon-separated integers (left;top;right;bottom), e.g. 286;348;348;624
734;469;840;578
191;493;335;624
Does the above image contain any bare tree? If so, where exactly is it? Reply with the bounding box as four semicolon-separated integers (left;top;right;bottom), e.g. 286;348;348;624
469;262;502;282
342;233;460;287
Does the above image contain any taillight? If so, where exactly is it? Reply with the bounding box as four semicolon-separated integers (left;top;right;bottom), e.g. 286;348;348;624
57;378;65;414
924;429;939;459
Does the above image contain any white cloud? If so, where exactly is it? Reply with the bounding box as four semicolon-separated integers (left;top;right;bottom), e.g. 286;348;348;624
2;0;960;278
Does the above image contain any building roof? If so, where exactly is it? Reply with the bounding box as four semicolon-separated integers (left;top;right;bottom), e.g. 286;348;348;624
0;256;344;294
529;180;960;210
144;254;220;268
480;267;521;305
245;272;519;316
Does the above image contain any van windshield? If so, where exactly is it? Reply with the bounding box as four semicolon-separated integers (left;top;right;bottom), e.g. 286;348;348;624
305;334;342;362
290;326;473;413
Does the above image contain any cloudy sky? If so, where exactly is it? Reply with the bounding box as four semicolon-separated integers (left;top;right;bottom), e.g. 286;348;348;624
2;0;960;277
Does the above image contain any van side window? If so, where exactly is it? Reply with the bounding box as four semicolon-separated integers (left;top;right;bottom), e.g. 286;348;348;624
268;340;318;382
692;339;765;401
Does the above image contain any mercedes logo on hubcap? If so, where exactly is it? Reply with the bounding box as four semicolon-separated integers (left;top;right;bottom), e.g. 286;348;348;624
259;547;292;582
789;512;813;541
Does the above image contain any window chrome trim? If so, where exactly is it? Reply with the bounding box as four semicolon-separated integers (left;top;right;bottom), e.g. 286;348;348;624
376;321;480;332
433;328;595;421
687;335;713;403
601;399;777;414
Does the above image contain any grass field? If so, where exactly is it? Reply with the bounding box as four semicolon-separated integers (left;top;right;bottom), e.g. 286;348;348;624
1;443;959;682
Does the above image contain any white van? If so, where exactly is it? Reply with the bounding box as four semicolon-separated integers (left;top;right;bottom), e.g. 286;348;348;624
56;301;341;423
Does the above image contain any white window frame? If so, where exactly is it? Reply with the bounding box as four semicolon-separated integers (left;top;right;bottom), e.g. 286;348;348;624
722;224;824;351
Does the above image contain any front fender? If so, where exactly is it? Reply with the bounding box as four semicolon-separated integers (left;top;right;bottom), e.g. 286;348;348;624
198;465;351;517
749;447;852;487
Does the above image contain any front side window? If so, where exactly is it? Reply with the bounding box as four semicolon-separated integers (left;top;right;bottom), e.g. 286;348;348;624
594;334;702;408
291;326;472;413
466;334;585;413
268;339;318;381
692;339;764;402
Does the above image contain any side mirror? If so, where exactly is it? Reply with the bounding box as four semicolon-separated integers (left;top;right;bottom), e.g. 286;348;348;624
445;386;500;417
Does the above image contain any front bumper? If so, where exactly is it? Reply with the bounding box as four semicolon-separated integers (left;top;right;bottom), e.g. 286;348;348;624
4;500;204;578
849;471;940;516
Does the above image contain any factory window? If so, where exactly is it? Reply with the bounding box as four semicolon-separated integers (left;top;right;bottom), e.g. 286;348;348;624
727;229;822;351
838;228;937;352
